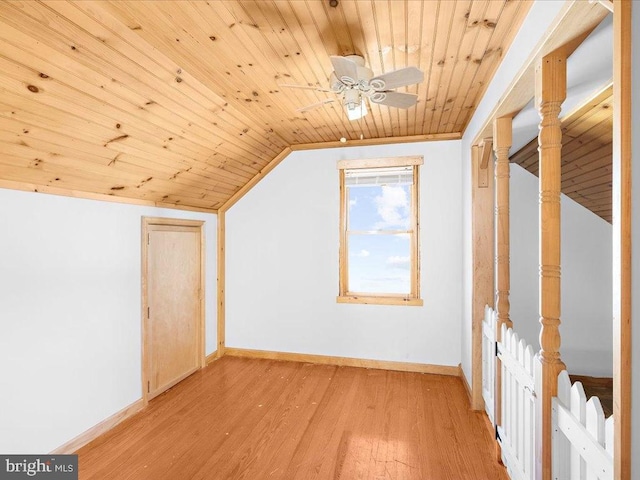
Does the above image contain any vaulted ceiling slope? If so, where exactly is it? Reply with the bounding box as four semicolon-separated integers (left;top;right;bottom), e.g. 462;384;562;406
0;1;531;211
504;12;612;224
511;86;613;223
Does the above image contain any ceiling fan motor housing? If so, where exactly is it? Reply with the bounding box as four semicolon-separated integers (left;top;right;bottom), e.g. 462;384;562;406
342;88;361;109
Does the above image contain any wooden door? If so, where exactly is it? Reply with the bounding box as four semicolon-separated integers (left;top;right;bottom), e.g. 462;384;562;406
143;218;204;401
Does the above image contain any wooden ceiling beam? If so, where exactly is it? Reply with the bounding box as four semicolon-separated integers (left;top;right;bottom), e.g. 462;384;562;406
471;1;609;143
290;132;461;151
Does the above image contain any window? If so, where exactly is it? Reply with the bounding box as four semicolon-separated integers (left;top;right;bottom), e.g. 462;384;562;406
337;156;423;306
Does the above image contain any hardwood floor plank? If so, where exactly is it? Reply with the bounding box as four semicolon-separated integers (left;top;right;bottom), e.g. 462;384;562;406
282;363;360;479
76;357;507;480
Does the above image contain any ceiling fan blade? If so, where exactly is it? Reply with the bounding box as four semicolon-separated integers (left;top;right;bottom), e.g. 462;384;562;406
369;91;418;109
369;66;424;91
330;55;359;85
297;98;336;113
279;84;334;93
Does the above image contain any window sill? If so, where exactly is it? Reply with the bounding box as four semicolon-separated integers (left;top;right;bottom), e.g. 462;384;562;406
336;295;424;306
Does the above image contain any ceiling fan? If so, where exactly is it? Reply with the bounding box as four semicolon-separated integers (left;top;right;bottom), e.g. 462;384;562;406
282;55;424;121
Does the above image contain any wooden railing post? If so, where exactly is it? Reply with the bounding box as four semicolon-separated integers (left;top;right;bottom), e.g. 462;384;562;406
612;2;632;479
535;51;567;480
494;117;513;333
472;143;495;411
493;115;512;460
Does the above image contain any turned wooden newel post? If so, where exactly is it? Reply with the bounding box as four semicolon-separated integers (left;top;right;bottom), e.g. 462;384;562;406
492;116;512;461
535;51;567;480
494;117;513;333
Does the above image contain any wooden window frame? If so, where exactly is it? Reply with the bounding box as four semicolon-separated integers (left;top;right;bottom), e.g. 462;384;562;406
337;156;423;306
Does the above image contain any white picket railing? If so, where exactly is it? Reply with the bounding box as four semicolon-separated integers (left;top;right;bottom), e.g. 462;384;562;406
481;307;614;480
497;324;537;480
552;371;614;480
482;305;497;425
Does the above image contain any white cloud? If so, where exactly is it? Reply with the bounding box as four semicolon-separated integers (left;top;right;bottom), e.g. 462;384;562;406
354;249;370;257
349;198;357;207
386;255;410;265
374;185;409;229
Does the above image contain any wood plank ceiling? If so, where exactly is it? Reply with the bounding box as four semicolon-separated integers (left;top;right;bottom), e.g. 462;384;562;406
0;0;532;211
511;86;613;223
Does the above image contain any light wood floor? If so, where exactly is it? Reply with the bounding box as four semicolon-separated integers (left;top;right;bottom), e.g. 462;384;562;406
77;357;508;480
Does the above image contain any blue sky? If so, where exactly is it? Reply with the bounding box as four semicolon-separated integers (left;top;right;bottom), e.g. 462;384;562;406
347;184;412;294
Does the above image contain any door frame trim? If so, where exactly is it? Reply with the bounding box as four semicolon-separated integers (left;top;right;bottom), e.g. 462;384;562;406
141;216;205;405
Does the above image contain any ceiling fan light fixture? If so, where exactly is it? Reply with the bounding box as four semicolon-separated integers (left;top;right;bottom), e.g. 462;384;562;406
329;72;344;92
340;75;357;85
371;92;386;103
343;87;367;121
346;99;367;121
369;78;386;90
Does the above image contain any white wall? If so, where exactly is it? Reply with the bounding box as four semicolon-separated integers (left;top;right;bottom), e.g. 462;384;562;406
0;188;217;453
226;140;462;367
460;0;567;382
509;164;612;376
